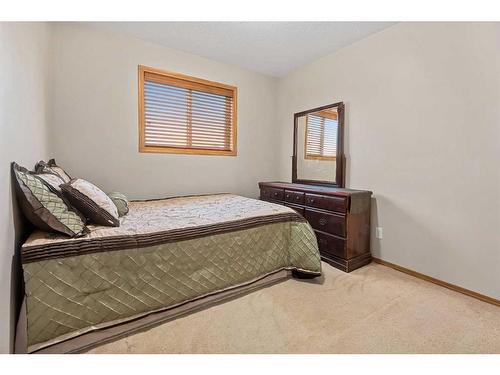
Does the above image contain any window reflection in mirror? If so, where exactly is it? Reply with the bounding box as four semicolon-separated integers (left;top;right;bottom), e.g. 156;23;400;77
296;107;338;183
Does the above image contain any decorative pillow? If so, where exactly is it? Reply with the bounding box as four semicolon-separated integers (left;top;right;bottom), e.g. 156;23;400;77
35;159;72;183
61;179;120;227
34;171;65;194
12;163;87;237
107;191;129;217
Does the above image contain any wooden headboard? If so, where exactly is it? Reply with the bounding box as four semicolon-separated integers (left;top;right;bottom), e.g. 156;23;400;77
10;164;34;353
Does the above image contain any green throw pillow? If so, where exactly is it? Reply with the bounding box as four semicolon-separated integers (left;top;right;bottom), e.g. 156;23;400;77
107;191;129;217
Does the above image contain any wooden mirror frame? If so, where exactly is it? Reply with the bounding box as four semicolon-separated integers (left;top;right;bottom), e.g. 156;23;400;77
292;101;345;187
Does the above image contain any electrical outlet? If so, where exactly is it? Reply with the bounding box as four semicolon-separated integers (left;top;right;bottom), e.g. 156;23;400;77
376;227;383;239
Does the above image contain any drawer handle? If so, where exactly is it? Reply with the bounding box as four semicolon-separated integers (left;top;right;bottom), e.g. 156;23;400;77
295;196;300;200
310;199;315;203
286;194;290;198
319;218;327;226
274;192;278;196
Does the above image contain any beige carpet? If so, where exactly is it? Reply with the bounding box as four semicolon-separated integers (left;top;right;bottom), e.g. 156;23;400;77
87;262;500;354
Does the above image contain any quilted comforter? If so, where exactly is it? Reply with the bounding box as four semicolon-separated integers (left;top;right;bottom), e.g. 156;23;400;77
21;194;321;352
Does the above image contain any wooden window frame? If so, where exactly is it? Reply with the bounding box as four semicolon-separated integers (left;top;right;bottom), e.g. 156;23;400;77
138;65;238;156
304;113;337;161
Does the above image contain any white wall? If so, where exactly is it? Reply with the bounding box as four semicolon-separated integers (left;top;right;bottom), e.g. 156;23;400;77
0;22;51;353
277;22;500;299
49;23;279;200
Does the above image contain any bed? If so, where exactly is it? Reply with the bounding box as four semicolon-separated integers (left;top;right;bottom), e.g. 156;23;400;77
15;193;321;353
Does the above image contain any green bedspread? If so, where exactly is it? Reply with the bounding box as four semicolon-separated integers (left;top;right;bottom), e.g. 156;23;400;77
21;194;321;352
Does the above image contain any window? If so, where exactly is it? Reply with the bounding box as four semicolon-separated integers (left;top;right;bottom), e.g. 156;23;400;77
138;65;237;156
305;111;338;160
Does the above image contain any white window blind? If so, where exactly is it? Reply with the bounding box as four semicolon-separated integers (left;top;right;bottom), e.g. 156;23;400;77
139;66;237;155
305;114;338;159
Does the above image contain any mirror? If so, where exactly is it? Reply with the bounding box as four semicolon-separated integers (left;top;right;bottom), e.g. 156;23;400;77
293;102;345;187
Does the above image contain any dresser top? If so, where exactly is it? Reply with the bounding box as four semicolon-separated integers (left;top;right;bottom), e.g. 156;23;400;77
259;181;372;197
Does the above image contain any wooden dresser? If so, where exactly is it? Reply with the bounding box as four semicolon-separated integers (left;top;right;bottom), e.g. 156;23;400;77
259;182;372;272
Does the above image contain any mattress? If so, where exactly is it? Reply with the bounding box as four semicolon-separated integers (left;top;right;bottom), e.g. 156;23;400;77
20;194;321;353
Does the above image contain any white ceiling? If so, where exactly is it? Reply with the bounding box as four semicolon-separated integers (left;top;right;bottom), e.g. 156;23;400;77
88;22;395;77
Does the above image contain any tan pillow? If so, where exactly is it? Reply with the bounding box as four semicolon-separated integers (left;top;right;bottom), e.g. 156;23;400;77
35;171;65;194
61;179;120;227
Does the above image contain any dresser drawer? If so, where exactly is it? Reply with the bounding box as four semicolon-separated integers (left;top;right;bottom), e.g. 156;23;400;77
315;230;346;259
305;208;346;237
304;193;347;213
284;190;305;205
285;203;305;216
260;187;284;201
